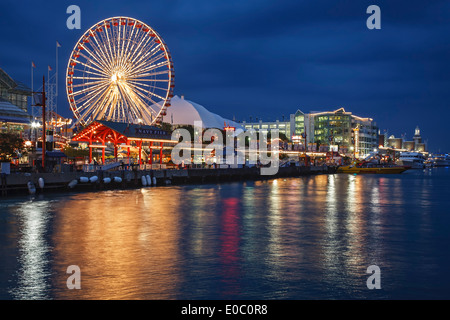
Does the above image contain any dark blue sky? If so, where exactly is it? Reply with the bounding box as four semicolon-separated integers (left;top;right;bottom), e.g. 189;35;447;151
1;0;449;152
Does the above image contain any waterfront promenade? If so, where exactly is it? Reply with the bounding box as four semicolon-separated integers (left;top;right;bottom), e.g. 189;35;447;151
1;165;335;196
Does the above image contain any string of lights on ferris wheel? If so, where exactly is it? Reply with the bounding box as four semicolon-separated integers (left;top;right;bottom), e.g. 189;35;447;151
66;16;175;127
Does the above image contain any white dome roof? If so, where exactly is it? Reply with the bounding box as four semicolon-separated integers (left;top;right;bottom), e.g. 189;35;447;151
162;95;243;131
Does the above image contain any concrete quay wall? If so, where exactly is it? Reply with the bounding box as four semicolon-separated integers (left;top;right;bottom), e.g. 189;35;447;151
1;165;334;196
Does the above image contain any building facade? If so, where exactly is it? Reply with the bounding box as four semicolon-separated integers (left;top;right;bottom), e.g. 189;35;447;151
384;126;427;152
241;107;378;158
0;67;30;112
241;115;294;139
0;67;32;132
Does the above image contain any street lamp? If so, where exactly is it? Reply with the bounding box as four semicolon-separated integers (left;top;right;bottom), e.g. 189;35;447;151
31;76;46;172
301;131;308;166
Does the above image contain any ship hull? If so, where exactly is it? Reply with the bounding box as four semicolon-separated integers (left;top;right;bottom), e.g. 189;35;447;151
337;166;409;174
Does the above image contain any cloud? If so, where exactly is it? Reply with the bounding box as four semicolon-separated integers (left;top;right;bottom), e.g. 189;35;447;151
0;0;449;151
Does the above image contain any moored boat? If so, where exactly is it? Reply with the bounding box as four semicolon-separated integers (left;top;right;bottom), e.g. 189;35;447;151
397;152;426;169
430;154;450;167
337;162;409;174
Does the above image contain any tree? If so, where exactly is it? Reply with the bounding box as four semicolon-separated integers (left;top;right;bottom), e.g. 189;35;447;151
159;122;173;133
0;132;26;162
62;145;89;158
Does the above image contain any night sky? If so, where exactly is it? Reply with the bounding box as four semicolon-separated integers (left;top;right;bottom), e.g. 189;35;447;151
1;0;449;152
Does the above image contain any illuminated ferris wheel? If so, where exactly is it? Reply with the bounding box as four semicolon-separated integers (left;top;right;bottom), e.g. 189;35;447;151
66;16;174;127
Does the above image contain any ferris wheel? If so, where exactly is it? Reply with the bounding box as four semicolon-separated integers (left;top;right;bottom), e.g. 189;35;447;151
66;16;174;127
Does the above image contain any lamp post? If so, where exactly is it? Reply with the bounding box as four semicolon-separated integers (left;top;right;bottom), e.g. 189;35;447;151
301;131;308;166
31;76;46;172
351;130;355;160
42;76;46;172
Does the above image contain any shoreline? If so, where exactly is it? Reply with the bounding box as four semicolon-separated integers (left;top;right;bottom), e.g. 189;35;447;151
0;165;336;197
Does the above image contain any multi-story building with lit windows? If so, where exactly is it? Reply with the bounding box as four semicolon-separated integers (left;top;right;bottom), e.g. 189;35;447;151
241;115;293;139
241;107;378;158
0;67;32;131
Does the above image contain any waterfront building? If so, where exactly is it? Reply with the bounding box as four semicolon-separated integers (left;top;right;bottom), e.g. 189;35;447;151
411;126;427;151
0;67;30;112
387;136;403;149
0;67;32;131
241;115;293;139
385;126;427;153
242;107;378;158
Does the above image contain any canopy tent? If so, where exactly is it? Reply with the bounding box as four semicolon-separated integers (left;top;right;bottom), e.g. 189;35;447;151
162;95;243;132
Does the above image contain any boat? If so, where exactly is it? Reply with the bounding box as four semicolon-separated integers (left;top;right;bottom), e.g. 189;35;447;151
430;154;450;167
337;161;409;174
397;152;426;169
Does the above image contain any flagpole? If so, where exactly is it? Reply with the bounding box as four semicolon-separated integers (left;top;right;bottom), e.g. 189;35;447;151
31;62;33;101
31;62;34;145
56;42;58;131
47;66;50;129
31;62;34;95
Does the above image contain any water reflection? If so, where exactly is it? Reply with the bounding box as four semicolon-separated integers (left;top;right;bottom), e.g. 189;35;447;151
219;197;241;297
50;189;182;299
10;198;52;300
1;169;447;299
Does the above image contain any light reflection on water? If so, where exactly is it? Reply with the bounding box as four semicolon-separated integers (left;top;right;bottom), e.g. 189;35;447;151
1;168;450;299
10;199;53;300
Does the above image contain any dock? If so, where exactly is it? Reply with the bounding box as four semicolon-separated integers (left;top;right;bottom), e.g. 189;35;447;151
0;165;336;196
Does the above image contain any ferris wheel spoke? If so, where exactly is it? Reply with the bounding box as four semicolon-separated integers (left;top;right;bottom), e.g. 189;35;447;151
101;26;118;71
126;44;162;74
79;44;113;74
128;80;168;92
72;81;109;97
75;57;110;77
71;79;108;89
124;37;155;73
135;78;170;83
122;29;150;69
131;59;169;76
120;25;139;69
72;70;105;81
72;76;108;81
129;42;163;70
73;66;108;79
95;28;116;67
116;84;143;122
130;81;167;102
117;23;128;71
77;41;112;74
91;90;116;121
125;36;160;68
87;39;113;74
106;22;121;70
126;52;168;76
128;79;168;95
90;27;116;65
75;82;110;108
130;70;170;79
78;85;114;122
120;82;159;119
74;51;109;74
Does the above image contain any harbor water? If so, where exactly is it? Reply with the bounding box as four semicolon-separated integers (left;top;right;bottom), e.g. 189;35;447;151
1;167;450;299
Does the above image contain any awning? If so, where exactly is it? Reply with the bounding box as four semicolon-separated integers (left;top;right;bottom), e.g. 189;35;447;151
0;116;31;124
46;151;67;158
